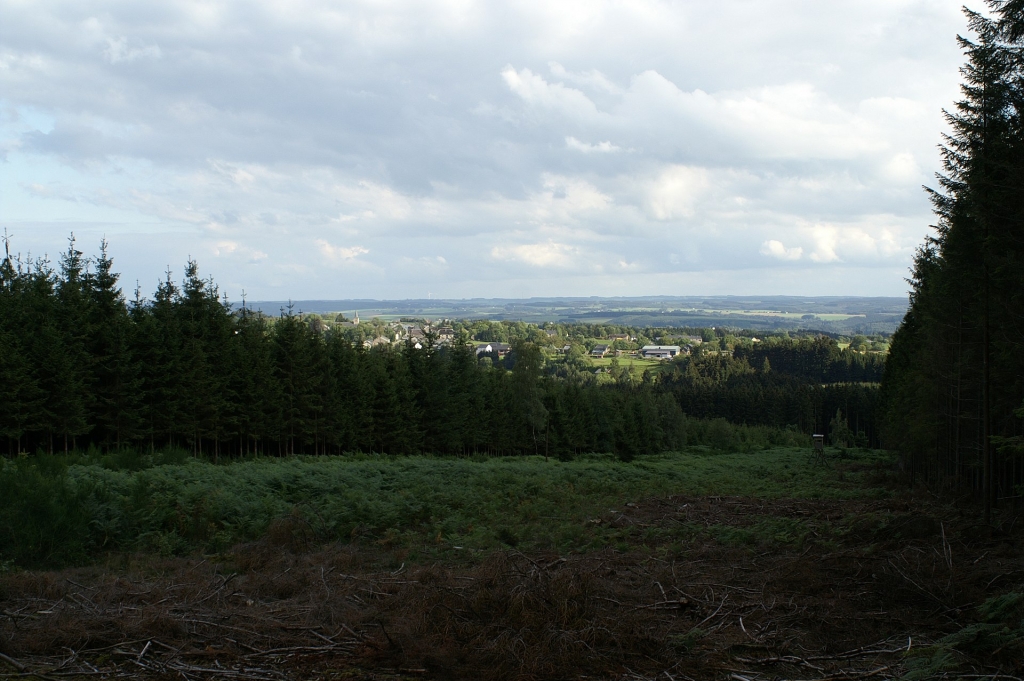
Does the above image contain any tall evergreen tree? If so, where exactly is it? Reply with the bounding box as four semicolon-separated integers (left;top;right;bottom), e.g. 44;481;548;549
86;241;144;449
882;3;1024;514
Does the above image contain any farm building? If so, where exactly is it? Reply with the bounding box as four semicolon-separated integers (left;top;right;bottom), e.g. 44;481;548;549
475;342;511;358
639;345;682;359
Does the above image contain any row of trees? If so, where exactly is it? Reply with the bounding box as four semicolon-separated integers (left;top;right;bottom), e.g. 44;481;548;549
734;336;885;384
1;236;883;458
881;2;1024;517
662;354;881;447
0;239;691;459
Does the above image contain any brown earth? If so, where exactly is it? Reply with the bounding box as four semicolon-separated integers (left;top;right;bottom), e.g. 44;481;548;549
1;491;1022;680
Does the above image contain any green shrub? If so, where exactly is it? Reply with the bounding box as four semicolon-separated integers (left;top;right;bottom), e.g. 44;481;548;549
0;458;93;567
0;444;887;568
902;589;1024;679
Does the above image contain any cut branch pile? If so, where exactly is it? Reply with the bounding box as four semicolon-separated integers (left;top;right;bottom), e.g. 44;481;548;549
2;494;1021;680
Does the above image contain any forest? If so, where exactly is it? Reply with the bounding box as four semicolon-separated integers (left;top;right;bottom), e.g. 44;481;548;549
880;3;1024;517
0;237;884;460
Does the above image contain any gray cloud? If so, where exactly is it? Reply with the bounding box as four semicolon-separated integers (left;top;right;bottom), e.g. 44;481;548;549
0;0;969;299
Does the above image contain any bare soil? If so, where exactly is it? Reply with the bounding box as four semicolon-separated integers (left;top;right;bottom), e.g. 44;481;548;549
2;486;1022;680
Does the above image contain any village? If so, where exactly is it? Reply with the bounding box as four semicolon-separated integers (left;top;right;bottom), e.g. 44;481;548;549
310;312;890;381
331;312;715;359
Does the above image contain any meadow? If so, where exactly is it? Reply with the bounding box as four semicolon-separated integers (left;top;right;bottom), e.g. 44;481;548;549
2;434;878;569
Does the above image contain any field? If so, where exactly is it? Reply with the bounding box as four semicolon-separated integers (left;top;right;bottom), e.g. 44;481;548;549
1;448;1022;680
242;296;908;334
589;356;664;369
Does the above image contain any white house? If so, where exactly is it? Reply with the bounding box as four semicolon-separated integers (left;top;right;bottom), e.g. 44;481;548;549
475;342;511;357
640;345;682;359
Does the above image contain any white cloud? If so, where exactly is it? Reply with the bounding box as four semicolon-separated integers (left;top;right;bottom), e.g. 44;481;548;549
501;66;604;121
316;239;369;261
644;165;708;220
213;240;268;263
491;241;578;267
808;225;840;263
565;136;620;153
537;174;611;215
761;240;803;261
881;152;922;183
548;62;624;95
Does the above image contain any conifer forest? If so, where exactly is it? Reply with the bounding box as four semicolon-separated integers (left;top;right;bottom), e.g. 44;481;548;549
0;236;881;460
881;3;1024;519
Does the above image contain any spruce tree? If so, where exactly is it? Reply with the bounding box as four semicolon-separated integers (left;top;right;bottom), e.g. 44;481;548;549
86;241;144;449
882;3;1024;511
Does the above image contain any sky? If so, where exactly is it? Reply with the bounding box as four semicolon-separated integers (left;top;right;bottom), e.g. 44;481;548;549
0;0;973;301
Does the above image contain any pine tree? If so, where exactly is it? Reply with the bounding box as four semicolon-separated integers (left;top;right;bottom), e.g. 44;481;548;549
230;306;281;456
882;3;1024;512
86;241;144;449
0;330;46;454
47;237;94;451
272;307;323;455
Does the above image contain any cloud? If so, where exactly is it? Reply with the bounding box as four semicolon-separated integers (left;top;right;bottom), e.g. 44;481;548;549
644;165;708;220
491;241;578;267
565;136;620;153
103;37;161;64
761;240;803;261
548;62;624;96
501;66;603;121
0;0;966;298
880;152;922;183
316;239;369;261
808;225;840;263
213;240;268;263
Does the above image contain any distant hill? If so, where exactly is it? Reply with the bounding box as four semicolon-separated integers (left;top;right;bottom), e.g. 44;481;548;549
240;295;908;334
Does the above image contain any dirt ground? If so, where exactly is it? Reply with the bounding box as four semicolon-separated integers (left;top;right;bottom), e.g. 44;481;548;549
2;478;1023;680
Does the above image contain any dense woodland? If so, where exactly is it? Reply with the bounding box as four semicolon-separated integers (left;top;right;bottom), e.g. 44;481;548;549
881;2;1024;513
0;236;884;459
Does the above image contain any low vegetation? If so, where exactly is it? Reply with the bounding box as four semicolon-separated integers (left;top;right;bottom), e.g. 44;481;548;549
1;426;837;569
2;445;1021;680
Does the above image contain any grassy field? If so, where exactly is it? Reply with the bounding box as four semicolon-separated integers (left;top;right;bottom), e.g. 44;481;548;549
2;446;877;567
589;356;663;369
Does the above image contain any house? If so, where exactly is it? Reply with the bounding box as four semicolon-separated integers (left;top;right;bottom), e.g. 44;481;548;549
475;342;511;358
639;345;682;359
559;344;572;354
436;326;455;341
608;333;634;342
591;344;610;357
544;329;559;337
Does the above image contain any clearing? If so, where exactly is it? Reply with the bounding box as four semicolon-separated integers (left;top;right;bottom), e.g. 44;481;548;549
1;448;1021;680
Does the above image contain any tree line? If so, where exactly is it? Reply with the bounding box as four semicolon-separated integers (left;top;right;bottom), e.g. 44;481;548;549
734;336;885;384
880;2;1024;517
661;353;881;447
0;238;687;459
1;236;883;459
